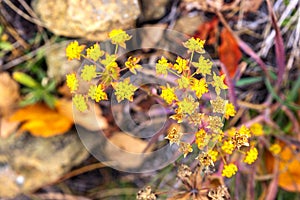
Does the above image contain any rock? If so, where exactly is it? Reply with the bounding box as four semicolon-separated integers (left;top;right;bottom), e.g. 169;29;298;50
140;0;170;21
173;14;204;36
0;72;19;116
0;131;89;198
46;42;80;82
32;0;140;40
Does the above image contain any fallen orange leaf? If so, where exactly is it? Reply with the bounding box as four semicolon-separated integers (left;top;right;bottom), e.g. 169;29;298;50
194;17;219;45
218;28;242;78
266;141;300;192
9;102;73;137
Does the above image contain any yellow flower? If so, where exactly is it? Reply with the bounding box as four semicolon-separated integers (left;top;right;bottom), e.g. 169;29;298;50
156;56;170;77
125;56;142;74
222;163;238;178
250;123;264;136
73;94;88;112
160;84;177;104
81;65;97;82
269;143;281;155
179;142;193;158
112;78;137;102
177;95;199;115
195;129;207;149
210;96;227;114
190;78;208;99
192;55;212;76
244;147;258;164
208;149;218;162
196;151;214;167
100;54;120;85
86;43;104;61
177;75;190;89
66;73;78;92
183;37;205;53
88;84;107;102
66;41;84;60
170;108;184;123
108;29;131;48
224;103;236;119
165;126;182;145
239;125;251;137
222;140;235;155
211;73;228;95
172;56;188;74
208;116;223;133
227;127;237;137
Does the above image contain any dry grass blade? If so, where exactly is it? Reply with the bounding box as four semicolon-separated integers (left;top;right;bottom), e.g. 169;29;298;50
33;193;91;200
266;0;286;86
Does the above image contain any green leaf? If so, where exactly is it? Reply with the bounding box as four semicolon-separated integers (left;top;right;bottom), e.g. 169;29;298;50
236;77;263;87
0;41;13;51
13;72;40;88
43;93;55;109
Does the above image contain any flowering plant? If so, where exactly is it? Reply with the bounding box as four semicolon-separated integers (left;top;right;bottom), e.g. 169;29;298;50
65;29;261;199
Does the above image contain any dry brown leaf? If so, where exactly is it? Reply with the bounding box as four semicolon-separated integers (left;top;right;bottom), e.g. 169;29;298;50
0;72;20;116
266;142;300;192
194;17;219;45
56;98;108;131
9;102;73;137
219;28;242;78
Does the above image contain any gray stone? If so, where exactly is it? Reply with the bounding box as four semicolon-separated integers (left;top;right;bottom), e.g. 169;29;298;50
32;0;141;40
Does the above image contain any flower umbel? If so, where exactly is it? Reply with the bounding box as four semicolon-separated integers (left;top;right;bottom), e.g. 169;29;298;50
160;84;177;104
172;56;188;74
108;29;131;48
72;94;88;112
210;96;227;114
224;103;236;119
112;78;137;102
156;56;170;77
66;41;84;60
222;140;235;155
211;73;228;95
250;123;264;136
66;73;78;92
269;143;281;155
81;65;97;82
183;37;205;53
125;56;142;74
165;126;182;145
244;147;258;164
179;142;193;158
136;186;156;200
190;78;208;99
222;163;238;178
88;84;107;102
192;55;213;76
86;43;104;61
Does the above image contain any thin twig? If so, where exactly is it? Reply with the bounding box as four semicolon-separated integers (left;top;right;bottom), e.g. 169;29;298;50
3;0;45;27
57;162;106;182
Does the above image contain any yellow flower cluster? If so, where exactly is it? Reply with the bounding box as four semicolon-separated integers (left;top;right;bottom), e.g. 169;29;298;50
66;41;84;60
222;163;238;178
65;30;259;184
88;84;107;102
244;147;258;164
111;78;137;102
269;143;281;155
165;126;182;145
66;73;78;92
250;123;264;136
